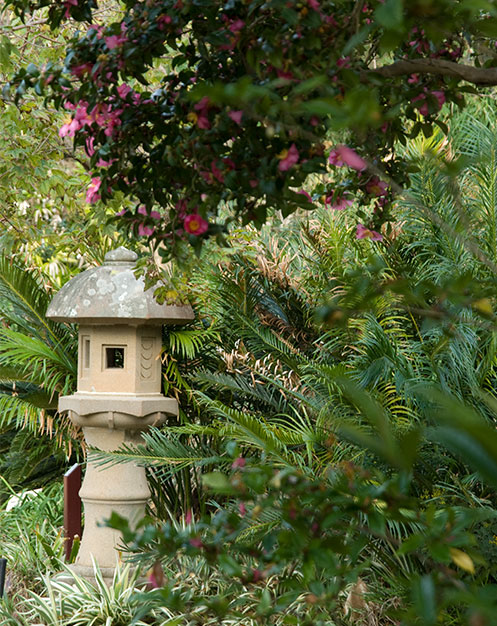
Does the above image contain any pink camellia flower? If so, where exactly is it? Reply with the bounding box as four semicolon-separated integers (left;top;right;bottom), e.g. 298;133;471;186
325;193;353;210
366;176;388;197
239;502;247;516
334;197;354;210
336;56;350;69
276;68;295;80
219;15;244;49
87;23;104;36
356;223;383;241
70;62;93;78
229;18;245;33
63;0;78;18
85;136;95;156
193;96;211;129
329;145;367;171
252;569;263;582
328;148;345;167
85;177;101;204
175;199;188;219
158;14;172;30
223;158;236;171
432;90;446;109
210;160;224;183
59;117;80;138
194;97;210;112
137;206;161;219
232;457;246;469
92;103;123;137
138;224;154;236
412;93;429;117
184;213;208;235
228;110;243;125
307;0;320;10
117;83;133;99
105;34;127;50
197;115;210;129
412;89;445;117
278;143;299;171
96;157;116;167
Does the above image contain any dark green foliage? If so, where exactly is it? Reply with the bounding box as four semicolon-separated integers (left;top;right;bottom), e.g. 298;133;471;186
86;103;497;623
0;254;80;493
109;450;497;625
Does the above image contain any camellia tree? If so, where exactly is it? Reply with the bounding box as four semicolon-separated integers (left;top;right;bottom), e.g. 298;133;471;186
5;0;497;258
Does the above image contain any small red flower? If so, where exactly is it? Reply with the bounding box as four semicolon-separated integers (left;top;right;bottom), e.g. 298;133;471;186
85;177;101;204
228;110;243;125
184;213;208;235
325;193;353;210
365;176;388;197
356;223;383;241
329;145;366;171
278;144;299;171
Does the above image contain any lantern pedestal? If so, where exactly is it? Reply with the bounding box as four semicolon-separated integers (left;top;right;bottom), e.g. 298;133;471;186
61;395;177;579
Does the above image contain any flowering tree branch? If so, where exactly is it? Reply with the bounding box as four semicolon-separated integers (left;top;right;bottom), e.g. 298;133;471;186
5;0;497;258
373;58;497;86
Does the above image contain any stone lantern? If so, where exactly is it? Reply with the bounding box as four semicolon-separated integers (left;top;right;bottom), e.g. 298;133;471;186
46;247;194;580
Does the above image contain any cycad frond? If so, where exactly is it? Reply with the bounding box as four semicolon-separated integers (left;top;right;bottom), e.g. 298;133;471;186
194;370;292;414
195;392;299;467
0;393;44;431
167;327;220;361
0;256;66;345
0;328;75;398
91;427;223;476
233;315;306;372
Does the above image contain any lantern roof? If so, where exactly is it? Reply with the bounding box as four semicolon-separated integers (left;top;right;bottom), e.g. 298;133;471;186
46;247;194;325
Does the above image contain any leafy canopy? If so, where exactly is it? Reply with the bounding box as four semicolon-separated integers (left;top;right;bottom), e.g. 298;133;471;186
5;0;497;258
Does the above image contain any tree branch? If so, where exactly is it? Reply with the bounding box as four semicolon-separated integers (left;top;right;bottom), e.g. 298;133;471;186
372;58;497;86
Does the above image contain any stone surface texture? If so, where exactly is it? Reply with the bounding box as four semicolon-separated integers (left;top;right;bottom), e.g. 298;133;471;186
46;246;194;325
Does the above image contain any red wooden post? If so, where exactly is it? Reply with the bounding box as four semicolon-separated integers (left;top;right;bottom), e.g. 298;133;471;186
64;463;82;561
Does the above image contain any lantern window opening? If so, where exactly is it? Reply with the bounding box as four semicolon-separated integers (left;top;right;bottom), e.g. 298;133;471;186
104;346;126;369
83;337;90;369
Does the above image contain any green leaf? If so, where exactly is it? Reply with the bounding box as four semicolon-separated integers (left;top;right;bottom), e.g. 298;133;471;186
473;18;497;37
217;554;243;576
412;575;437;625
375;0;404;30
202;471;234;493
426;390;497;490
